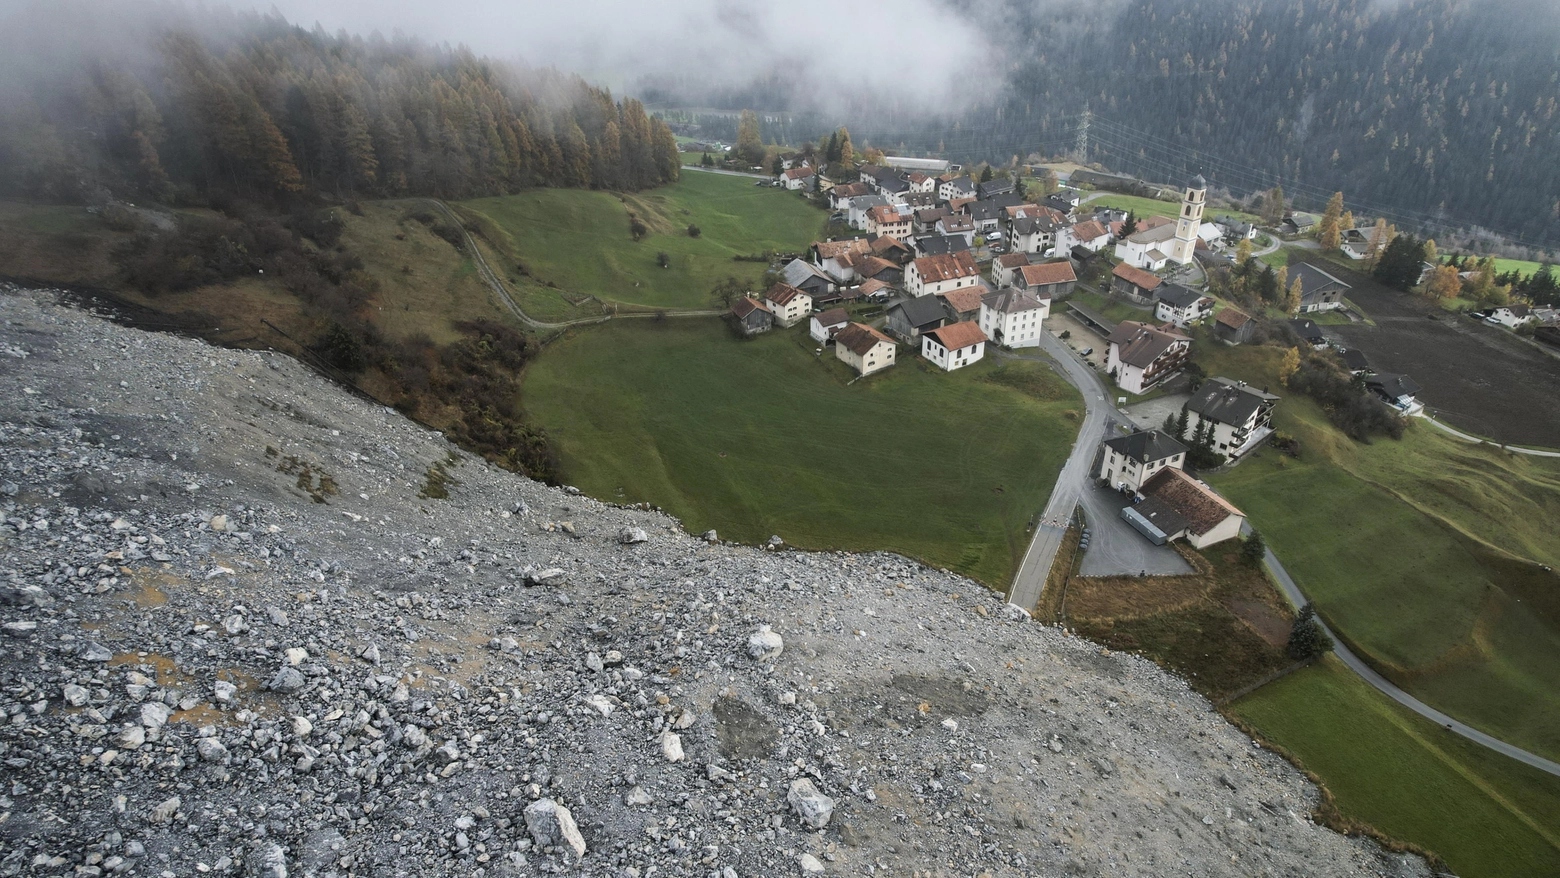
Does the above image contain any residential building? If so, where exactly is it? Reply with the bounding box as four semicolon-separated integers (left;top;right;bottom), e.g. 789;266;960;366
914;207;952;236
939;287;986;324
833;323;897;377
1184;377;1279;460
812;238;872;282
938;176;976;203
935;214;976;245
906;251;981;297
779;166;815;191
1339;348;1371;375
828;182;869;211
979;288;1048;348
1057;219;1111;254
847;195;889;230
1014;261;1077;299
1153;284;1215;327
921;321;988;372
1284;213;1318;234
991;252;1034;288
1291;263;1350;312
866;205;913;241
763;282;812;327
884;295;947;343
1486;305;1536;328
1008;215;1060;254
1287;317;1329;348
1098;430;1188;492
1366;373;1424;415
809;308;850;344
1104;321;1191;394
977;178;1016;199
1213;307;1254;344
781;259;834;299
1123;468;1246;548
730;296;773;336
1110;261;1163;302
913;235;972;258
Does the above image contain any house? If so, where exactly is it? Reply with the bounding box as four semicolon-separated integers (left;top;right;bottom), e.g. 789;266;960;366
833;323;897;377
963;200;1006;236
1110;262;1163;302
1184;377;1279;460
1217;215;1258;241
884;295;948;343
1113;222;1178;270
828;182;870;211
1014;261;1077;299
1339;348;1372;375
856;278;892;301
913;235;972;258
921;321;988;372
1051;187;1083;208
914;207;953;235
1008;215;1060;254
1104;321;1191;394
1283;213;1317;235
978;288;1048;348
938;176;976;203
780;166;816;191
1339;227;1383;260
906;251;981;297
782;259;835;300
855;255;902;285
1291;263;1350;312
1123;468;1246;548
992;252;1036;288
809;307;850;344
847;195;889;230
901;192;940;211
763;282;813;327
1213;307;1255;344
906;172;937;195
730;296;774;336
870;235;915;265
1098;429;1188;492
1153;284;1215;328
1366;373;1424;415
1486;305;1536;328
1287;318;1329;348
1057;219;1111;254
866;205;913;241
935;214;976;245
939;287;986;324
812;238;873;282
977;178;1016;200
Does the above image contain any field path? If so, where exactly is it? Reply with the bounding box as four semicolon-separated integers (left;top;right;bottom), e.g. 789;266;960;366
1416;413;1560;457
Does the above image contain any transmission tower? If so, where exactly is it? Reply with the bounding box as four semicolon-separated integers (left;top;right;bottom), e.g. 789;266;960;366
1073;105;1091;164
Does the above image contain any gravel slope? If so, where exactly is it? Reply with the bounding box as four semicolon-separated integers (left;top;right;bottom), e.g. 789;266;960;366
0;284;1431;877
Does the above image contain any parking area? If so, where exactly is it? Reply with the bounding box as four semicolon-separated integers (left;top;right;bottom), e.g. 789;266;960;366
1076;479;1192;577
1121;393;1192;432
1045;315;1109;370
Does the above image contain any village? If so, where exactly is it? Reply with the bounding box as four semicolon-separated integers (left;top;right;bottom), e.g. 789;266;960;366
724;156;1475;552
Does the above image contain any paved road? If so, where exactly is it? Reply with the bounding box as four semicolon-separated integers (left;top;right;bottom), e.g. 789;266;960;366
1416;412;1560;457
1248;521;1560;778
681;165;771;180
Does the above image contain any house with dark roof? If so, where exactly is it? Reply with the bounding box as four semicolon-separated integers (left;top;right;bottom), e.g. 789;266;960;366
979;289;1048;348
1153;284;1215;328
1111;262;1164;302
828;182;870;211
977;178;1016;199
1283;213;1318;234
833;323;897;377
963;200;1006;235
884;295;948;343
1008;214;1061;254
1098;429;1188;492
763;282;813;328
1185;377;1279;460
921;321;988;372
1366;373;1424;415
991;252;1035;288
938;176;976;203
1287;317;1329;348
913;235;972;258
1104;322;1191;394
1291;263;1350;313
809;308;850;344
1014;261;1077;298
1213;307;1254;345
730;296;774;336
1339;348;1372;375
847;195;890;230
781;259;834;301
1122;468;1246;548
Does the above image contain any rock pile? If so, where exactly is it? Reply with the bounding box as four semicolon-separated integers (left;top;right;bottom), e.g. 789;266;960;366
0;285;1429;877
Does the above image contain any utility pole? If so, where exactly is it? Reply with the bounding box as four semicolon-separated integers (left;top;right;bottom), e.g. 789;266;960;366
1074;105;1091;165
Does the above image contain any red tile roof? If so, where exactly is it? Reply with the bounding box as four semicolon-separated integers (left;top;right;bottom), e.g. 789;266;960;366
1111;261;1163;291
1018;261;1077;287
813;307;849;328
1140;468;1244;536
856;278;890;297
1071;220;1108;241
731;296;769;318
867;205;908;224
783;166;815;179
835;322;895;356
940;288;985;315
1215;308;1251;329
764;282;809;307
813;238;872;260
912;251;980;283
996;253;1031;268
924;321;987;351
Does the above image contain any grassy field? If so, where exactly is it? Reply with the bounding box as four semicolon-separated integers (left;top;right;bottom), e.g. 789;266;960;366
1086;193;1262;226
460;172;825;310
1192;339;1560;762
522;319;1082;587
1232;657;1560;878
1065;289;1152;325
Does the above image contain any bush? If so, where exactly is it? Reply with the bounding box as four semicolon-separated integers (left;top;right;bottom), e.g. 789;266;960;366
657;252;671;268
1287;603;1334;660
687;224;701;238
1241;530;1267;565
317;321;366;373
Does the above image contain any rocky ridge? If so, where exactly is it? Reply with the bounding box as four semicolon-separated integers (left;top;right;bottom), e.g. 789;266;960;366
0;284;1430;877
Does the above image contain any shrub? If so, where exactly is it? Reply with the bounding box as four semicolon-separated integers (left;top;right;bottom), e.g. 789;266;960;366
657;252;671;268
687;224;701;238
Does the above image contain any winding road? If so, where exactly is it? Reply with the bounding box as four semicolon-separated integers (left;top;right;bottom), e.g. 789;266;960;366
1416;412;1560;457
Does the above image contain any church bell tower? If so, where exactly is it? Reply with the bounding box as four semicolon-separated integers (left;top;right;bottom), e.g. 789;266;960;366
1169;174;1206;265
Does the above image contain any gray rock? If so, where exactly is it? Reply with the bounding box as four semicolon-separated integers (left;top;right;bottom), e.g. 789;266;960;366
787;779;835;829
149;796;180;824
297;828;346;877
245;841;288;878
268;666;306;693
196;737;229;763
747;625;784;660
213;680;238;704
619;527;648;544
624;786;653;807
523;798;586;858
2;620;37;636
140;702;172;729
527;567;567;586
62;683;89;706
798;853;825;874
117;725;146;750
78;641;113;662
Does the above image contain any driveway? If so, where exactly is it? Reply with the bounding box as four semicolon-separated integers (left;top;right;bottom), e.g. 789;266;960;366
1121;393;1191;432
1077;478;1193;577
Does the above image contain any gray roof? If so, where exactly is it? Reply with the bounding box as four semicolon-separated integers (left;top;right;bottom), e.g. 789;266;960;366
1367;373;1421;399
980;288;1046;315
1292;263;1350;299
1340;348;1371;372
852;194;889;211
914;235;971;256
783;259;833;288
1103;430;1188;464
1288;318;1326;342
1189;174;1206;190
1187;378;1277;425
1154;284;1209;309
1011;215;1059;236
887;295;947;330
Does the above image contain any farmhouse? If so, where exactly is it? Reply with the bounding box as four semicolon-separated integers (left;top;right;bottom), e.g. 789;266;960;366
1291;263;1350;312
763;282;812;328
781;259;835;299
1098;429;1188;492
1283;213;1317;235
812;238;873;282
1365;373;1424;415
1339;227;1384;260
730;296;773;336
884;295;948;343
809;308;850;344
1111;262;1163;301
1213;307;1254;344
1123;468;1246;548
920;321;988;372
906;251;981;297
1154;284;1215;328
939;287;986;324
833;323;898;377
1104;321;1191;394
1014;261;1077;298
978;289;1048;348
870;235;915;265
1184;377;1279;460
779;166;815;191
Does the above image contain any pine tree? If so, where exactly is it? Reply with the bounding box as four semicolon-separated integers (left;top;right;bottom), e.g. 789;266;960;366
1241;530;1266;565
1287;603;1334;660
1121;210;1138;237
1174;405;1189;441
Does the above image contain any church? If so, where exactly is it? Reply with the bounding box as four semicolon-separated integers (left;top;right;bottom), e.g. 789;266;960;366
1113;175;1205;270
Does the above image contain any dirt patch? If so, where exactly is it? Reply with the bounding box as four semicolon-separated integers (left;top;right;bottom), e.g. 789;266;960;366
712;696;777;762
1226;598;1289;648
889;673;992;717
1312;260;1560;447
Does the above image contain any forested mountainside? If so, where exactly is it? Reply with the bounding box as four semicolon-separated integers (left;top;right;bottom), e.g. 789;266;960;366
647;0;1560;249
0;6;681;205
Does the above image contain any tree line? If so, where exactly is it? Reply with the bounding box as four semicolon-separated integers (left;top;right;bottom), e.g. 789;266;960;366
0;10;680;205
